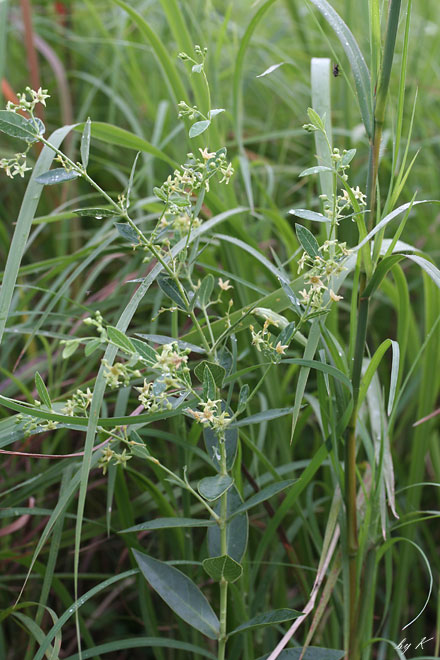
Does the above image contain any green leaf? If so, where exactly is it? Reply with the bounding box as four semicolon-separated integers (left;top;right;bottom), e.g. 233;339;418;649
232;407;293;428
238;384;249;413
256;62;286;78
309;0;372;137
307;107;326;131
198;475;233;501
84;339;102;357
202;555;242;583
407;254;440;289
0;110;40;140
133;550;220;639
208;486;248;562
72;208;119;218
35;169;81;185
202;365;217;400
157;274;187;309
198;273;214;307
114;222;140;244
230;608;301;636
289;208;330;223
277;322;296;347
107;326;135;354
35;372;51;409
80;117;91;168
153;186;167;202
189;120;211;138
194;361;226;387
257;648;345;660
388;340;400;416
341;148;356;166
131;338;158;366
229;480;296;519
295;224;320;258
126;151;140;208
62;340;80;359
209;108;225;118
120;518;215;533
298;165;333;177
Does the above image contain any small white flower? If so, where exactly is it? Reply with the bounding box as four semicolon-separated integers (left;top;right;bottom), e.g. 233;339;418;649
218;278;233;291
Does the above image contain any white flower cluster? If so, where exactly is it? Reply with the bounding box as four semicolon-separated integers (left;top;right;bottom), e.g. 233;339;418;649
6;87;50;113
297;240;351;310
0;153;32;179
62;388;93;416
249;319;289;362
186;399;231;432
102;360;141;389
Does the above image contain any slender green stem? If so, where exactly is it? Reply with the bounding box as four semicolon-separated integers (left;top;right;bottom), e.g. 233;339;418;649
217;433;229;660
345;282;369;660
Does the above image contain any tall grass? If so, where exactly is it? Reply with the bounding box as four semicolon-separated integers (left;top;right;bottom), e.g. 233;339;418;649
0;2;439;659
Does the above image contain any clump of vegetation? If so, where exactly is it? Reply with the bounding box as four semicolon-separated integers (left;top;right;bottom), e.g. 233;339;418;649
0;1;439;659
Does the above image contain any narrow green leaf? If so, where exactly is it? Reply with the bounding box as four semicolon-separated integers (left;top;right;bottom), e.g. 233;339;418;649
133;550;220;639
295;224;320;258
209;108;225;118
257;648;344;660
120;518;215;533
72;207;119;218
238;384;249;413
157;274;187;309
198;273;214;307
126;151;140;208
289;208;330;223
62;340;80;359
107;326;135;354
307;107;326;131
131;338;158;366
202;365;217;400
0;110;39;140
232;407;293;428
388;340;400;416
80;117;91;169
229;480;296;518
63;637;217;659
198;475;233;501
194;361;226;387
189;120;211;138
114;222;140;244
202;555;242;583
84;339;101;357
407;254;440;289
35;169;81;185
35;372;51;409
256;62;286;78
298;165;333;177
230;608;301;636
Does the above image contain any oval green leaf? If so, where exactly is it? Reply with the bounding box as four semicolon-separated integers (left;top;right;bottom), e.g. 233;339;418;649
189;120;211;138
133;550;220;639
35;169;81;186
198;475;233;501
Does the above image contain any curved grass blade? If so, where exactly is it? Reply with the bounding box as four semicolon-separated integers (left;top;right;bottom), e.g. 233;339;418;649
0;125;75;344
308;0;372;137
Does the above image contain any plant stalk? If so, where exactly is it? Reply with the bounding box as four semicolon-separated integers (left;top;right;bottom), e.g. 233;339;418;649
345;283;369;660
367;0;402;230
218;434;228;660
